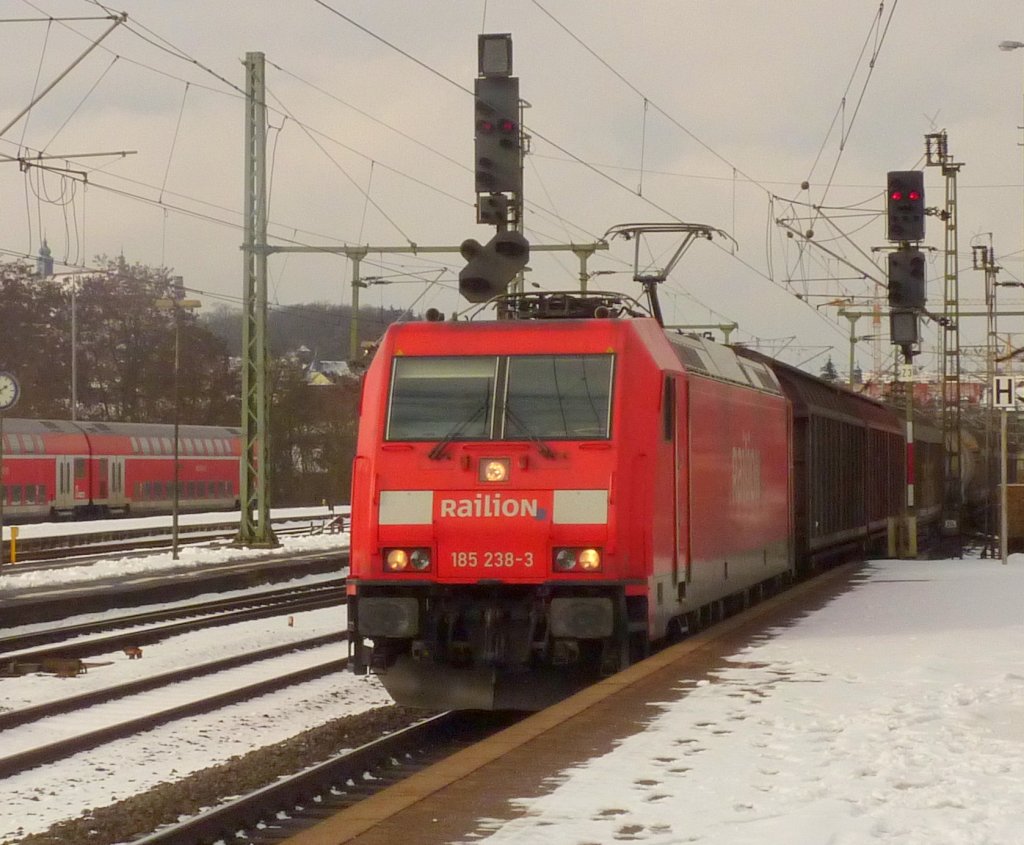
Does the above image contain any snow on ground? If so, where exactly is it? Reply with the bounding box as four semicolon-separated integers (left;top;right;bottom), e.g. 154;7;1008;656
0;512;392;842
0;603;391;843
6;524;1024;844
0;659;391;842
0;507;349;593
468;556;1024;845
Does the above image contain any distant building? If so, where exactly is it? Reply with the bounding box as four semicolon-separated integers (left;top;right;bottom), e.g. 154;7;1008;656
36;239;53;278
306;359;356;384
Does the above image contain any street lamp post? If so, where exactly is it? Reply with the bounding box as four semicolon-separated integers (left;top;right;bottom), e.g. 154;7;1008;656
155;296;201;560
48;272;91;420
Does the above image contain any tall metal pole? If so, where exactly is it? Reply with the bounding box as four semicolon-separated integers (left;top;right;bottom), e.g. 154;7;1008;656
904;369;917;557
1001;408;1009;565
0;414;5;571
348;250;366;364
0;372;20;571
925;132;964;550
155;296;201;557
237;52;277;548
71;281;77;421
843;311;861;386
171;312;181;560
975;242;1001;554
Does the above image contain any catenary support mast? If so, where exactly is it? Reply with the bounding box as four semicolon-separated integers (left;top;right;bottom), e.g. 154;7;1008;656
237;52;277;547
925;131;964;548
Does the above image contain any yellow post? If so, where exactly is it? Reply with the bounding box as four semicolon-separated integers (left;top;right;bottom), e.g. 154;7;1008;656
8;526;16;563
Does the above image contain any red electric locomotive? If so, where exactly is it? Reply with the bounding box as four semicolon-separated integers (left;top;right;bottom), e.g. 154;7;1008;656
0;418;241;521
347;292;795;710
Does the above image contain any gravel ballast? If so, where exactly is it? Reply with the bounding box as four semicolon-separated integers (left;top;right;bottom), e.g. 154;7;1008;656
11;705;427;845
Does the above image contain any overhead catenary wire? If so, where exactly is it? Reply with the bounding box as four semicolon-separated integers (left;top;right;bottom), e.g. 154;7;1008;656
524;0;902;352
5;2;713;285
2;0;945;365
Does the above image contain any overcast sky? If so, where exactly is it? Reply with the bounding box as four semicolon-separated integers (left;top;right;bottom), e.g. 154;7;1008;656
2;0;1023;374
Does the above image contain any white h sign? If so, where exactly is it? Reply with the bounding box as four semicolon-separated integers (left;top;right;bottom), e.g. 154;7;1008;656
993;375;1024;410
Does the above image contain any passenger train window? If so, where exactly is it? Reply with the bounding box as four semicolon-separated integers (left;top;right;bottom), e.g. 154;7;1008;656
74;458;86;479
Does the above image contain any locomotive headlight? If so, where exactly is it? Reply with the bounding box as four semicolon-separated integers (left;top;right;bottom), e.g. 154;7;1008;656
554;549;576;571
409;548;432;570
385;549;409;571
578;548;601;570
553;547;602;572
480;458;510;482
384;547;432;572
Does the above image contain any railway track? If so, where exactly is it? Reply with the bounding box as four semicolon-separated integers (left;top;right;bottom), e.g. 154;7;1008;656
0;580;348;662
129;711;521;845
0;631;347;731
2;511;346;565
0;639;351;780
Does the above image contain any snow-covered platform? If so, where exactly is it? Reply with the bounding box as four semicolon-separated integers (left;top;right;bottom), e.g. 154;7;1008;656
283;556;1024;845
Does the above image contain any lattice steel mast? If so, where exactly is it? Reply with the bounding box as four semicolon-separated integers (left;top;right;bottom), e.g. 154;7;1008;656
925;131;964;543
237;52;277;547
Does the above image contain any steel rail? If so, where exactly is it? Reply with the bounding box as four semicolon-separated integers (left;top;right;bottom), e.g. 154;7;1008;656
130;712;522;845
0;580;346;656
0;654;350;779
0;631;347;730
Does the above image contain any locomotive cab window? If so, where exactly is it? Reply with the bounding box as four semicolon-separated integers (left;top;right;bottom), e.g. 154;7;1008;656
387;357;496;441
504;355;612;439
386;354;613;443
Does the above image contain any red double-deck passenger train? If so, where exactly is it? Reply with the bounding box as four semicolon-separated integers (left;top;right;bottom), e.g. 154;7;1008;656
0;418;242;521
346;291;934;710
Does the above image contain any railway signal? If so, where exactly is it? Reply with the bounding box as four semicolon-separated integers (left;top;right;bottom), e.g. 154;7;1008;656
458;230;530;302
474;75;521;195
886;170;925;242
478;193;509;225
887;248;926;309
887;246;926;355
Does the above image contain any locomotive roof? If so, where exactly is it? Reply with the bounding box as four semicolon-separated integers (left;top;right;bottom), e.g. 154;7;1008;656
381;314;782;395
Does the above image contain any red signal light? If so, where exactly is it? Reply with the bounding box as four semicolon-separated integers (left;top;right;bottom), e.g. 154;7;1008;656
498;118;516;133
477;119;496;134
889;189;921;202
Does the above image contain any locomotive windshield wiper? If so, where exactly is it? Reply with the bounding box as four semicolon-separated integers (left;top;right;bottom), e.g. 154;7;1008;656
504;405;556;459
428;402;488;460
